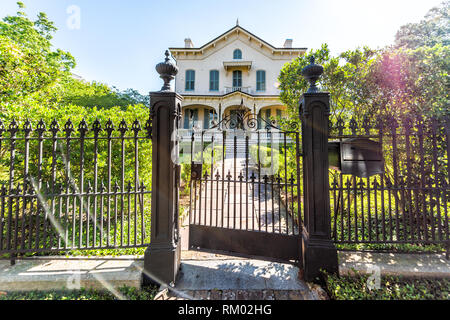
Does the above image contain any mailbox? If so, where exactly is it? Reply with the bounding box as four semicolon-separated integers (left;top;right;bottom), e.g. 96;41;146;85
328;141;341;170
328;138;384;178
191;163;203;180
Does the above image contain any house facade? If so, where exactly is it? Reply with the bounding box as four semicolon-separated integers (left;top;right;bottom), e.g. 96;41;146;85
169;23;306;131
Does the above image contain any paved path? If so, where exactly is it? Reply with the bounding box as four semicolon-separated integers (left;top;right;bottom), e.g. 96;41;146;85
191;154;298;235
1;251;448;299
339;251;450;278
0;257;144;292
0;252;324;300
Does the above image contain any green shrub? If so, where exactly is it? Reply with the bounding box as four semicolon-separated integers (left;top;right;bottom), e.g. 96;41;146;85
323;270;450;300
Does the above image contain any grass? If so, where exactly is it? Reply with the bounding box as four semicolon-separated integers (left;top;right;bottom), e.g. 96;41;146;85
336;242;447;253
0;286;159;300
322;270;450;300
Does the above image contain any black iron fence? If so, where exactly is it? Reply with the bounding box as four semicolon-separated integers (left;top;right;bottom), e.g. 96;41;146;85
329;114;449;247
0;118;152;256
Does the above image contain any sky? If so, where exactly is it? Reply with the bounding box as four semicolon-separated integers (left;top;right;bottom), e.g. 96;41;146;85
0;0;444;94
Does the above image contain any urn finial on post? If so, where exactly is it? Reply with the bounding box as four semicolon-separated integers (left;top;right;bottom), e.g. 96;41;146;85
143;51;183;287
299;55;338;282
301;56;324;93
155;50;178;92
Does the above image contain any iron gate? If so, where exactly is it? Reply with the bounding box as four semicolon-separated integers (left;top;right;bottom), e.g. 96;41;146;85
185;107;303;262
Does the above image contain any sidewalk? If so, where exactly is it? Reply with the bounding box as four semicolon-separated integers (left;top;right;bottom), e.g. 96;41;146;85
339;251;450;278
0;257;144;291
0;250;448;298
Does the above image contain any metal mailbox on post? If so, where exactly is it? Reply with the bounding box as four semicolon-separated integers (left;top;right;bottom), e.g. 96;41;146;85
328;138;384;178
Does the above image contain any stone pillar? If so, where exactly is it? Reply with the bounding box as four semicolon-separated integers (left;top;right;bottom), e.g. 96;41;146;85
300;57;338;282
143;51;182;286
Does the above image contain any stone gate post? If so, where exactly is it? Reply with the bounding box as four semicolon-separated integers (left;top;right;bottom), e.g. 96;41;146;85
300;57;338;282
143;51;182;286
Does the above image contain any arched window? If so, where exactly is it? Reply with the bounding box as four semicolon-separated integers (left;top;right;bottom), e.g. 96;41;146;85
233;49;242;60
209;70;219;91
185;70;195;91
256;70;266;91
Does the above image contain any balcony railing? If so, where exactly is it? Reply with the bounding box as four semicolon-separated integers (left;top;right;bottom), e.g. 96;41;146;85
225;86;251;94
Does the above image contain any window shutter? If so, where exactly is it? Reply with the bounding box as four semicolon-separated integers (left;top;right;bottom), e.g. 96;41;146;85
257;71;266;91
184;109;190;129
204;110;210;129
233;71;242;87
258;111;262;129
210;70;219;91
193;109;198;127
186;70;195;91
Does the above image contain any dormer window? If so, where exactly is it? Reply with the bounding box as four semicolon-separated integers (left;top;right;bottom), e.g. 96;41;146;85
233;49;242;60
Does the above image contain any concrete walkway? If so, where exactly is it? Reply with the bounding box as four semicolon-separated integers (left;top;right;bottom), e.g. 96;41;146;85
0;257;144;291
0;250;322;300
170;254;319;300
339;251;450;278
0;251;448;299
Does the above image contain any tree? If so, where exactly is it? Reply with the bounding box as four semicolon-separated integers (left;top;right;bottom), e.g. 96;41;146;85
0;2;149;111
395;1;450;49
364;44;449;119
59;78;150;109
0;2;75;106
278;44;378;123
279;2;449;122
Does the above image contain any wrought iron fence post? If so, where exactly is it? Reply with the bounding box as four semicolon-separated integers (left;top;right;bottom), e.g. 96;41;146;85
143;51;183;287
300;57;338;282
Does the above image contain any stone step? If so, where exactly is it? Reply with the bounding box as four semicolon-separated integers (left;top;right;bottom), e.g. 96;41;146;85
154;288;323;300
152;256;326;300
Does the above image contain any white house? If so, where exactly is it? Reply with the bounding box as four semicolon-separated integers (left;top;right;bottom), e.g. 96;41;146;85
169;23;306;131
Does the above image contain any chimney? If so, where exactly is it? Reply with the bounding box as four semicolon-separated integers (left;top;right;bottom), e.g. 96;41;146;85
184;38;194;48
283;39;293;48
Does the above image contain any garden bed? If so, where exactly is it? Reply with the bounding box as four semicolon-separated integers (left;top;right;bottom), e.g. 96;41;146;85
0;286;158;300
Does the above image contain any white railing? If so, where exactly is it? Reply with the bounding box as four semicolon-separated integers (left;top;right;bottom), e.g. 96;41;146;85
225;86;251;94
178;129;292;144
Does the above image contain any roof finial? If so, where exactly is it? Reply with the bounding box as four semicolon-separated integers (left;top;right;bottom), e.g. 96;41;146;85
236;18;239;26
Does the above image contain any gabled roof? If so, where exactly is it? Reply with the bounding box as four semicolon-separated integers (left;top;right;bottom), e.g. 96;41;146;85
169;25;306;55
